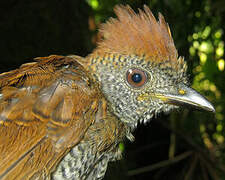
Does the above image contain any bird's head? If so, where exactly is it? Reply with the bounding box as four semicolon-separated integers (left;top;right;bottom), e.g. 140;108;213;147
85;5;214;128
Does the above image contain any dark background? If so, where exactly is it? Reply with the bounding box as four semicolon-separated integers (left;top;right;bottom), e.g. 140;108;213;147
0;0;225;179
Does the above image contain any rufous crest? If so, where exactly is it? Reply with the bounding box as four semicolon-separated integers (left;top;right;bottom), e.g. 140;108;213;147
95;5;178;65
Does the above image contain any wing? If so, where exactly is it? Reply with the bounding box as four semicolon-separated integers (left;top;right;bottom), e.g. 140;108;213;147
0;55;101;179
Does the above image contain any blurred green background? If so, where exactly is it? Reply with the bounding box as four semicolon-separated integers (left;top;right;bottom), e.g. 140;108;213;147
0;0;224;179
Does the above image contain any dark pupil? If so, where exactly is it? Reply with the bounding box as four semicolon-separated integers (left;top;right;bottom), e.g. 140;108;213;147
131;73;142;83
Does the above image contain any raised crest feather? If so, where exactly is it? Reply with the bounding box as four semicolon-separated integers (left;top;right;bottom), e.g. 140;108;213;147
95;5;178;64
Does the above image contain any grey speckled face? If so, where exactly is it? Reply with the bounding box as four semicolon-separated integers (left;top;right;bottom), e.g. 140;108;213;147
89;54;188;127
88;53;214;128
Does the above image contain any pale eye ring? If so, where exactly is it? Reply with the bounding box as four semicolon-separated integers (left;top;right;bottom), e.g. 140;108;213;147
126;68;147;88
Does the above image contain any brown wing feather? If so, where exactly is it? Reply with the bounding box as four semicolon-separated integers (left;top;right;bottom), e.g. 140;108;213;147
0;55;100;179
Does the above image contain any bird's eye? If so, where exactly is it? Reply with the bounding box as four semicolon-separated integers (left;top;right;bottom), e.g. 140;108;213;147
126;68;147;88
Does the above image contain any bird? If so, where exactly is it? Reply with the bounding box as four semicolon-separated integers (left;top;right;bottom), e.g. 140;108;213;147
0;4;214;180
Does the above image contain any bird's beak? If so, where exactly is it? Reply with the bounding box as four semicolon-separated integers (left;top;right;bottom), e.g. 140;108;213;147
154;83;215;112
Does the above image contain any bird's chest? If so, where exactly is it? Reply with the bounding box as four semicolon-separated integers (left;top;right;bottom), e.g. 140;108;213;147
52;102;127;180
52;142;120;180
